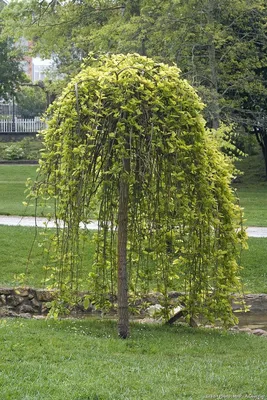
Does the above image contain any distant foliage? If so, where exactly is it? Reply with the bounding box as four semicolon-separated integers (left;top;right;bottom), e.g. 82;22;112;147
17;87;47;119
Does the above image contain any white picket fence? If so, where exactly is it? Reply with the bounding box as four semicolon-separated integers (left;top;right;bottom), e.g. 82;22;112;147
0;117;47;133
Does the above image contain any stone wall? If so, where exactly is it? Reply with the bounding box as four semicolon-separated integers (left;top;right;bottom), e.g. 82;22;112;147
0;287;55;318
1;287;267;322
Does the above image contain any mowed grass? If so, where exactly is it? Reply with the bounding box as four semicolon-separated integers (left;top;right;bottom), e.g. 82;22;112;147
0;318;266;399
234;150;267;226
0;225;44;287
1;155;267;224
241;237;267;293
0;165;39;216
0;225;266;294
0;225;95;288
236;186;267;227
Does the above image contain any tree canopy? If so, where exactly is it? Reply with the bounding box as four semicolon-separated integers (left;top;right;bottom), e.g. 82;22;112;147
0;38;27;99
2;0;267;174
32;54;246;337
0;1;27;99
16;86;47;118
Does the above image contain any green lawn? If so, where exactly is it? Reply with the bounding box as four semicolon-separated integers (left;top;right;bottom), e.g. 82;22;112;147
0;165;38;216
234;150;267;226
0;155;267;225
0;164;54;216
0;318;266;399
235;186;267;227
0;225;94;289
241;237;267;293
0;225;266;294
0;155;266;294
0;225;44;287
0;156;266;400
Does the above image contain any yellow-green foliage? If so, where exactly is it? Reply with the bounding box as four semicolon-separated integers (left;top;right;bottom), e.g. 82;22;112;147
32;54;246;326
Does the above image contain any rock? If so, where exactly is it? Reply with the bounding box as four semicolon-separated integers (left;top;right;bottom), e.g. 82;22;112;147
19;313;32;319
168;291;181;299
233;294;267;313
33;315;46;320
0;306;10;317
189;317;198;328
146;304;164;317
229;325;239;331
0;294;6;305
0;288;13;295
238;327;253;334
251;329;267;336
36;289;56;302
170;306;183;316
30;298;41;309
144;292;164;304
28;288;37;299
41;303;49;313
14;288;29;297
6;295;24;307
138;317;162;324
18;304;35;314
0;307;19;317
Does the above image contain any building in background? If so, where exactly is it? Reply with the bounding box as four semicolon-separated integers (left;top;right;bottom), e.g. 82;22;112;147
31;57;54;82
18;38;54;83
0;0;8;7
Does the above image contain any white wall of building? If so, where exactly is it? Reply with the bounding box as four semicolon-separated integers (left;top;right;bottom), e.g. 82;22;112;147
32;57;53;82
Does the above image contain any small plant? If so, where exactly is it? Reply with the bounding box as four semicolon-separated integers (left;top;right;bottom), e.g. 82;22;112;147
1;137;43;161
3;143;25;160
20;137;42;160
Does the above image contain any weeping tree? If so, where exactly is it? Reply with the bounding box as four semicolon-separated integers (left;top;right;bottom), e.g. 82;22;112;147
32;54;246;338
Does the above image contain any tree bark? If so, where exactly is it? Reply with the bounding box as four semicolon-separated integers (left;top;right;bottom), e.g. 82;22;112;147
207;0;220;130
254;127;267;179
117;157;130;339
263;136;267;180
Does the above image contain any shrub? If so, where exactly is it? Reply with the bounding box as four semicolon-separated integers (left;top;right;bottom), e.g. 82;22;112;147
3;143;25;160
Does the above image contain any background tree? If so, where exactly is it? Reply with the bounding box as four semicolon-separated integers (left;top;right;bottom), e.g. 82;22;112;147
16;86;47;118
0;38;27;99
0;1;27;99
3;1;267;175
31;54;246;338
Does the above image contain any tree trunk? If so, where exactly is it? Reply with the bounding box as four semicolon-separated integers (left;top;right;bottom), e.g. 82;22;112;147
208;42;220;130
254;127;267;179
117;157;130;339
261;135;267;180
207;1;220;130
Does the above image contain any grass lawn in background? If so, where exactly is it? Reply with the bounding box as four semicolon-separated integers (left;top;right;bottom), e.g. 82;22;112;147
0;225;43;287
0;165;38;216
0;150;267;223
235;186;267;227
241;237;267;293
1;153;267;224
0;164;54;216
0;318;266;399
0;225;266;294
0;225;95;289
234;150;267;226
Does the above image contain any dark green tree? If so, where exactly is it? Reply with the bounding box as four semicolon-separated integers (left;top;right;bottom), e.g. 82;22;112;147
16;86;47;118
0;0;27;99
0;38;26;99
